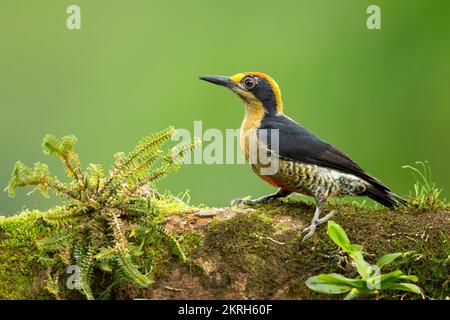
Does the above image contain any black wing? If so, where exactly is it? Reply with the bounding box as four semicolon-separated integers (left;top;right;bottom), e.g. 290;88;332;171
259;113;389;192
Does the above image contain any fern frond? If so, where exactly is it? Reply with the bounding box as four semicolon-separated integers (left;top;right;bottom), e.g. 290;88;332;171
95;247;118;261
126;140;198;194
44;270;61;300
134;138;198;189
86;163;105;192
126;163;175;196
42;134;82;182
5;161;53;197
135;221;186;262
115;250;154;287
37;229;76;252
135;139;199;188
152;225;187;262
126;197;159;219
42;206;86;226
123;151;162;184
104;127;175;189
74;243;96;300
5;161;35;197
6;128;197;298
119;127;174;171
47;177;82;200
165;138;201;166
41;134;64;156
5;161;79;200
105;209;129;251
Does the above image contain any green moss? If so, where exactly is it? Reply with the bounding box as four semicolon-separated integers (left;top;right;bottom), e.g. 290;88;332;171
196;200;449;299
0;210;52;299
152;193;199;217
204;212;276;268
0;194;199;299
179;231;204;256
1;199;449;300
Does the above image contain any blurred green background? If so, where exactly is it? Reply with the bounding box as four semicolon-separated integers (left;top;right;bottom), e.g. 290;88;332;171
1;0;449;216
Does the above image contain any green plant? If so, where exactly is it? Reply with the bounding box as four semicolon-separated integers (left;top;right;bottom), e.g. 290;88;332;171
305;221;422;300
402;161;444;210
5;127;198;299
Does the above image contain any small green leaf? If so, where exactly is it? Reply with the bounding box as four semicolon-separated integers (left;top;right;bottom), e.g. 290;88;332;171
381;282;422;295
376;252;403;269
327;221;351;252
317;273;366;289
344;288;360;300
399;274;419;282
348;244;363;254
379;270;404;284
305;276;353;295
351;251;371;280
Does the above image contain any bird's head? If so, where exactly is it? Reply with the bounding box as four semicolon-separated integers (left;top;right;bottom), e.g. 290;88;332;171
200;72;283;114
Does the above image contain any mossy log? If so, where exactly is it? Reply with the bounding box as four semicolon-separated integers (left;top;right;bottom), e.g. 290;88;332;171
0;200;449;300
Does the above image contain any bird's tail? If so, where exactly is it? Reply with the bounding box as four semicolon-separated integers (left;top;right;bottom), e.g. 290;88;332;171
365;184;407;208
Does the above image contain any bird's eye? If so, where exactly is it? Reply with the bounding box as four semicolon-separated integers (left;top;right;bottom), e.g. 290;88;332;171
243;77;256;89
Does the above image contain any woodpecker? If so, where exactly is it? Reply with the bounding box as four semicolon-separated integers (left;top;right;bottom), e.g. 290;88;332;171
200;72;406;241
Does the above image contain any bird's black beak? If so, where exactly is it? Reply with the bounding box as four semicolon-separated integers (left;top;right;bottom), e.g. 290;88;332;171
199;75;237;88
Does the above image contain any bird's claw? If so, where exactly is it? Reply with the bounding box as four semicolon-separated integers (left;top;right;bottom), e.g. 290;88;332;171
230;198;253;207
301;220;318;243
301;210;337;243
301;233;314;243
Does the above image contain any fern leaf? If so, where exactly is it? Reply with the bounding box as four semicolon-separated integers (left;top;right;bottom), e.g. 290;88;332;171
109;127;174;179
37;229;76;252
95;247;117;261
42;134;77;159
6;129;198;298
123;151;162;184
136;222;186;262
166;138;201;166
131;139;199;189
42;134;63;155
86;163;105;191
115;250;154;287
42;135;82;181
42;206;85;226
128;139;198;192
106;209;129;251
74;243;96;300
44;271;61;300
5;161;52;197
153;225;187;262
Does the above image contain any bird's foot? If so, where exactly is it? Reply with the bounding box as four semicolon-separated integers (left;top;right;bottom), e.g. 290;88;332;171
301;210;336;243
230;197;257;207
231;189;292;207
